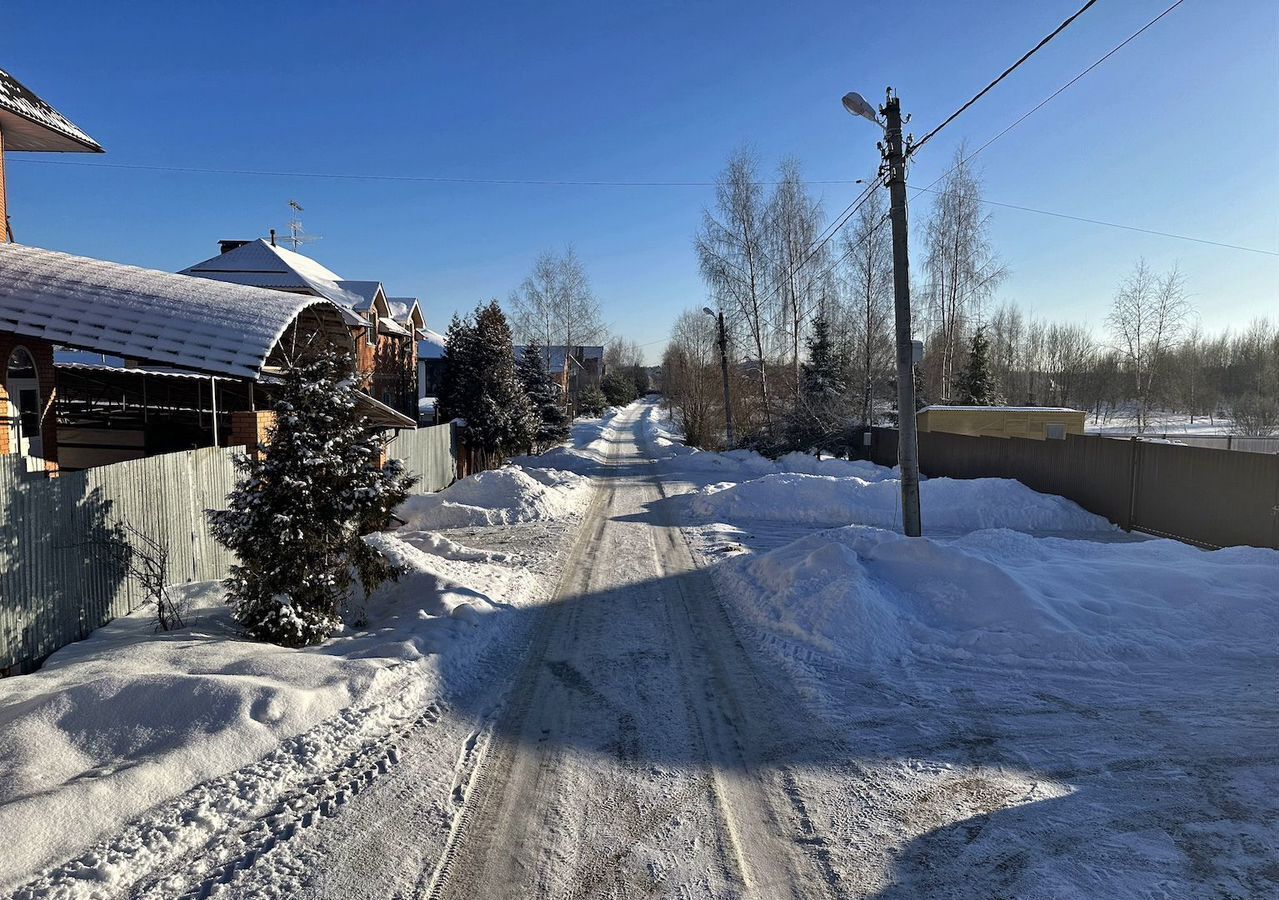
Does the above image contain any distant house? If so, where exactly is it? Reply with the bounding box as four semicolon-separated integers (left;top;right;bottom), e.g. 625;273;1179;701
917;405;1086;441
0;244;411;469
516;345;605;400
180;240;421;419
0;65;103;466
417;327;447;423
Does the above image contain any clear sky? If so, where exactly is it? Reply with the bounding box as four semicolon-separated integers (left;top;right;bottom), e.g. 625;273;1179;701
5;1;1276;361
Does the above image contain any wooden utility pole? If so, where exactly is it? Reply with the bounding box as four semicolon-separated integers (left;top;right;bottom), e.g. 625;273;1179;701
716;311;735;448
881;90;923;536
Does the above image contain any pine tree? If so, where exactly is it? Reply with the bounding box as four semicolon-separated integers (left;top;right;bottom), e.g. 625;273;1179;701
517;341;571;451
953;328;1001;405
438;301;537;465
786;318;851;454
208;345;417;647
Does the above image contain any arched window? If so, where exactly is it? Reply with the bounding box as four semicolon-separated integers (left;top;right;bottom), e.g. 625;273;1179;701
6;347;43;458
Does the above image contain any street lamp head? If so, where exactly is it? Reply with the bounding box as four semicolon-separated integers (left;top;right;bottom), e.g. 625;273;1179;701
702;307;716;317
842;91;880;125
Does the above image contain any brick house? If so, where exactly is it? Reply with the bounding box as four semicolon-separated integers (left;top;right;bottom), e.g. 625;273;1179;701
181;240;422;419
0;65;104;465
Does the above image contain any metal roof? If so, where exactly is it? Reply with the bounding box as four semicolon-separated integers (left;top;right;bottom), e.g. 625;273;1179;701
0;243;347;380
0;66;103;152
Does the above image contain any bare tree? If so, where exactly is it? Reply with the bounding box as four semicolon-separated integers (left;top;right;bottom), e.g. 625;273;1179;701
839;190;893;426
508;247;606;411
696;149;776;429
921;147;1006;400
1106;260;1193;432
767;158;826;388
662;309;722;448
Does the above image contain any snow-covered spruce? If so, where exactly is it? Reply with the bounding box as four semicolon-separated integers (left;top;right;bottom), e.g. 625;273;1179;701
517;340;571;452
207;346;417;647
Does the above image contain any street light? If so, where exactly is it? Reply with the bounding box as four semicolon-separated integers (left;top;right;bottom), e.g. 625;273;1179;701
703;307;735;448
844;87;922;537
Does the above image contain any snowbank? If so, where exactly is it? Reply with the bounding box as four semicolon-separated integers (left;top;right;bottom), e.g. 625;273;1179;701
721;525;1279;671
0;529;541;892
692;471;1111;533
397;465;590;529
522;408;624;473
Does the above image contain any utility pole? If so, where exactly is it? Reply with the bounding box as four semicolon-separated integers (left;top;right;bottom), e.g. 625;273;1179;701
880;89;922;536
704;306;735;447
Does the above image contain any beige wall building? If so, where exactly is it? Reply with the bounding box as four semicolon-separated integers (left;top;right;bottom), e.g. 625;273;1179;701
917;405;1087;441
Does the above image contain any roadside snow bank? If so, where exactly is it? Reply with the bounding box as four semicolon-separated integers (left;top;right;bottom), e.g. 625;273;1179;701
519;408;624;473
0;528;541;893
692;472;1110;533
723;526;1279;670
397;465;590;529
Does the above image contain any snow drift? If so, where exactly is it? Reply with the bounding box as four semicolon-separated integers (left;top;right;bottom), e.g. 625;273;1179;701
692;471;1111;533
397;465;590;529
721;525;1279;671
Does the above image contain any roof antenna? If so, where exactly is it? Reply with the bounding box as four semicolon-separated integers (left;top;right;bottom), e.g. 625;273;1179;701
284;199;321;251
269;228;276;247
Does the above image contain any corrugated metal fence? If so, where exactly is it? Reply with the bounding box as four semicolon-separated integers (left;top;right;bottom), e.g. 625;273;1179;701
390;422;457;494
863;428;1279;550
1;423;458;674
0;447;241;673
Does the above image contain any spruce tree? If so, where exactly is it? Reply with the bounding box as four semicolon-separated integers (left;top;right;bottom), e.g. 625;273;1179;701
438;301;536;465
208;345;417;647
953;328;1001;405
787;318;851;454
517;341;571;452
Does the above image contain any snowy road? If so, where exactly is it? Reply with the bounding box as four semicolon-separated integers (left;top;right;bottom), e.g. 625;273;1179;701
232;400;845;899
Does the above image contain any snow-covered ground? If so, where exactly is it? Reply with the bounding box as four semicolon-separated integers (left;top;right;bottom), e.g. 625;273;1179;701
3;402;1275;898
643;401;1279;896
1084;407;1236;435
0;432;604;897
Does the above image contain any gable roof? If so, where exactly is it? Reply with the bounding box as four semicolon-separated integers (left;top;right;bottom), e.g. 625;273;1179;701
181;239;396;323
0;243;348;380
387;297;425;330
0;67;103;152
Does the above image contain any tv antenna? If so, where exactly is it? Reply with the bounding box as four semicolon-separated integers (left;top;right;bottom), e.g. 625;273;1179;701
280;199;321;250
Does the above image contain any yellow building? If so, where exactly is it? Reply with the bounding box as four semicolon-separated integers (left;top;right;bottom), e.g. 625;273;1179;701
916;405;1086;441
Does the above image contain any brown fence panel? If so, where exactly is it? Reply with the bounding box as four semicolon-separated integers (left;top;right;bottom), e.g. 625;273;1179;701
1132;440;1279;549
869;427;1278;549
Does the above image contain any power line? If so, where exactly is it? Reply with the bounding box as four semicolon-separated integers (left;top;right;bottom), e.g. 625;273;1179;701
911;0;1100;154
908;185;1279;257
7;157;863;188
913;0;1188;172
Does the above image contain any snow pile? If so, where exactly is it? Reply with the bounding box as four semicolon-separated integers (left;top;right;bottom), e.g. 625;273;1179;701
523;408;623;472
692;472;1111;533
721;526;1279;671
0;528;541;892
397;465;590;529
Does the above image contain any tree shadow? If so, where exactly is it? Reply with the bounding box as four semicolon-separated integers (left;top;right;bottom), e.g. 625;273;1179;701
0;461;132;674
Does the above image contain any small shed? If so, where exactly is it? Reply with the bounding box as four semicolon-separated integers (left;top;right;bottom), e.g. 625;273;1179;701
917;405;1086;441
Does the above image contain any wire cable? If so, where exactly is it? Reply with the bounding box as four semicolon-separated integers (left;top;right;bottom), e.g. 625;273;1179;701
911;0;1100;155
907;184;1279;257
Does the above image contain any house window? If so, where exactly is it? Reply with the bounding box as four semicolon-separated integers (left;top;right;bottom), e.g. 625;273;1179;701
1046;422;1066;440
6;347;44;459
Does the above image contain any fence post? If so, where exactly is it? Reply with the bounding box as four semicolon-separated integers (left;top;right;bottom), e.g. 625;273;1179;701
1126;436;1140;531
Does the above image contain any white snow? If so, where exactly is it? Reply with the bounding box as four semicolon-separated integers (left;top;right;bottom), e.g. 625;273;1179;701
397;465;590;529
691;471;1112;533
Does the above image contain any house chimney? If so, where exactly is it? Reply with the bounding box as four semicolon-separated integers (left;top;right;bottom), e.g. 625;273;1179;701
219;239;250;255
269;228;276;247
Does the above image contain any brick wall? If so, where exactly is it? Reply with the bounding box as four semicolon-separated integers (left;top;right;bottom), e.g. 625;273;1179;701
228;410;277;458
0;334;57;464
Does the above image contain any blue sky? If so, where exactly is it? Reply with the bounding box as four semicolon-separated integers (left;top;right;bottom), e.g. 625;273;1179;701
5;1;1276;360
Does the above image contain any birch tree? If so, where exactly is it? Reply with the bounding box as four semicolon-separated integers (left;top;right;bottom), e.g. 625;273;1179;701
922;147;1005;399
767;158;826;388
696;149;776;429
1106;260;1192;432
839;190;893;426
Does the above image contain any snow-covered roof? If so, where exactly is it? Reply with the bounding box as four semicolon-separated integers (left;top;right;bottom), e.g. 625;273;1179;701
386;297;424;329
181;240;402;324
418;328;447;360
0;66;103;152
0;243;347;380
920;405;1082;413
378;316;410;337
